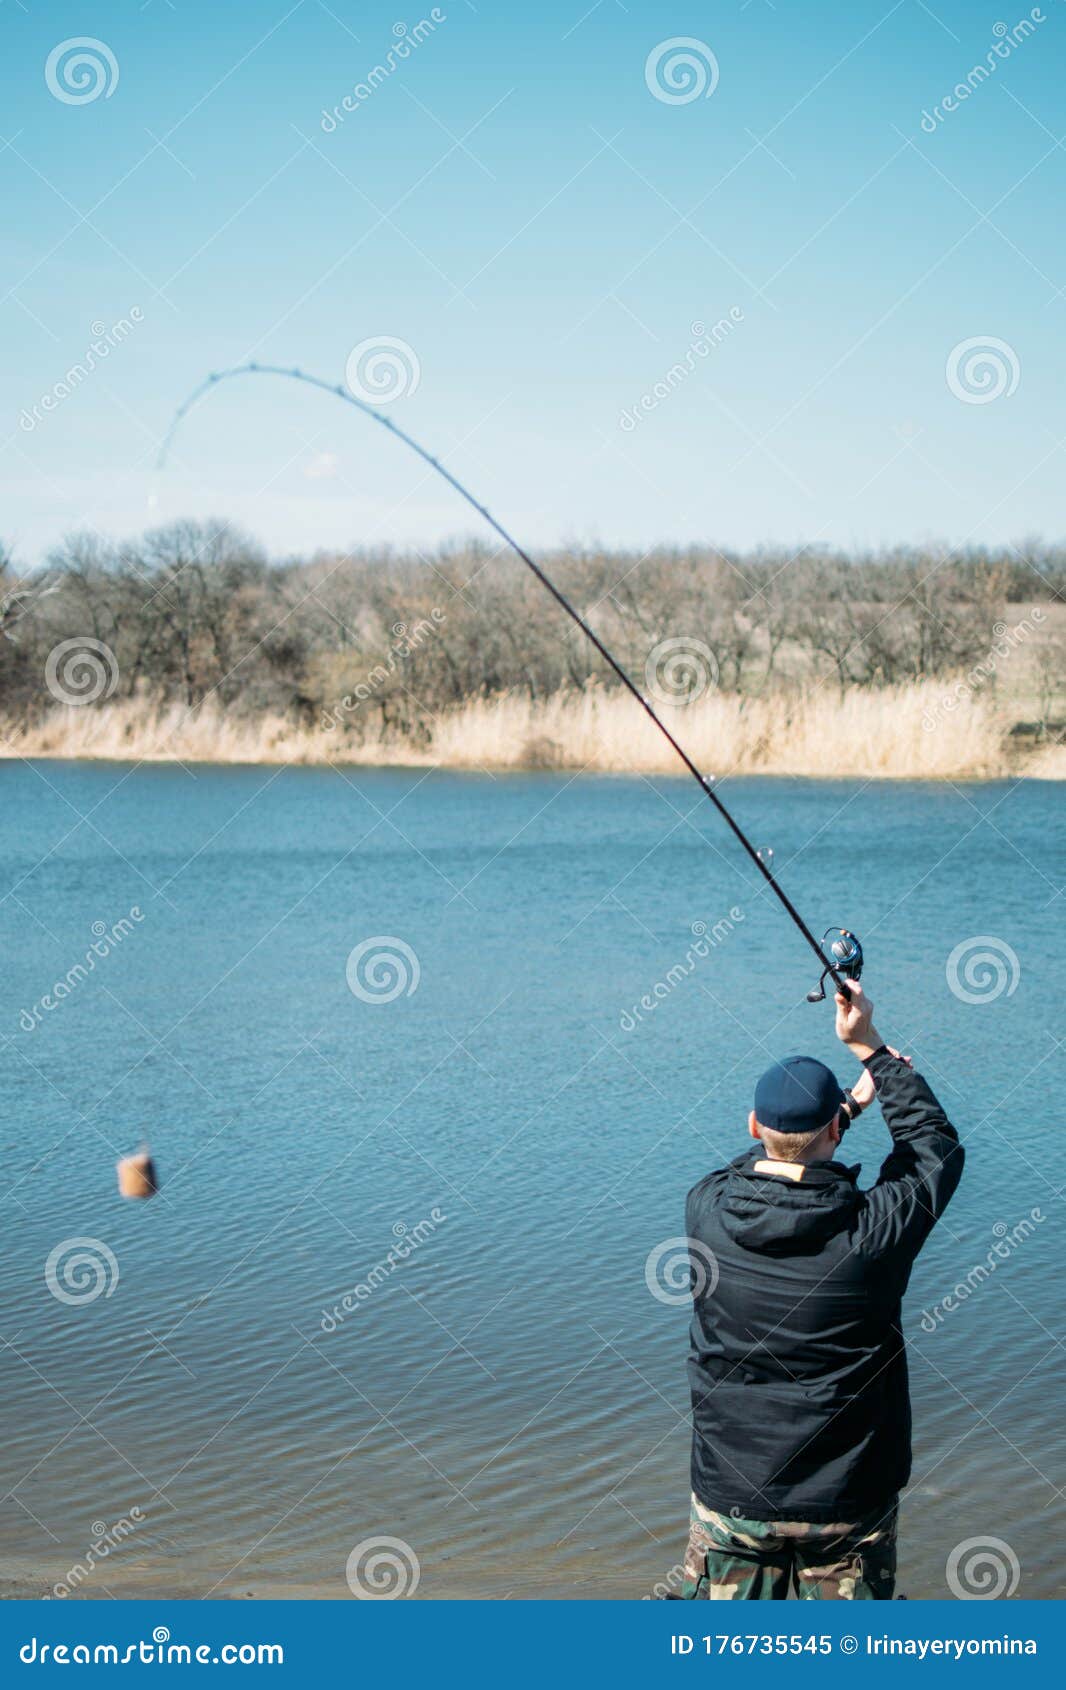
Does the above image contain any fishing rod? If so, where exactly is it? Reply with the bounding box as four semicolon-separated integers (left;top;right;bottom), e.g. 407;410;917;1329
158;361;861;1002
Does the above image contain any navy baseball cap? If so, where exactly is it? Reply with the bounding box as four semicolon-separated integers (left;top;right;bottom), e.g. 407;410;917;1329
754;1055;844;1136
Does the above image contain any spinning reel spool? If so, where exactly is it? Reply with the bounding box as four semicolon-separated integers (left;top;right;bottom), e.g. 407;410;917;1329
806;927;864;1004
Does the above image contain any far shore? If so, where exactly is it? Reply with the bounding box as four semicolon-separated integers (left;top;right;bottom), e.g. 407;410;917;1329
2;685;1063;781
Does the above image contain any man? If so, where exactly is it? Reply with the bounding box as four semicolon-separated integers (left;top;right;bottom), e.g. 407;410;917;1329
680;979;963;1600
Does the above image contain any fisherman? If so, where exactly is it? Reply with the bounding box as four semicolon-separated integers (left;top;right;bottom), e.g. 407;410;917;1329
680;979;963;1600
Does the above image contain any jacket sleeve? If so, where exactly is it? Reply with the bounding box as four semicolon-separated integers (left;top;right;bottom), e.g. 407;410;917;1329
857;1048;964;1263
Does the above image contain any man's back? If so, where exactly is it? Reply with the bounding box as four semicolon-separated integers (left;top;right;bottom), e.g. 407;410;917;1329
687;1047;963;1523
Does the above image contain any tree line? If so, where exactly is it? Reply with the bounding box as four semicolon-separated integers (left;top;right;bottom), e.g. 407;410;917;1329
1;522;1063;742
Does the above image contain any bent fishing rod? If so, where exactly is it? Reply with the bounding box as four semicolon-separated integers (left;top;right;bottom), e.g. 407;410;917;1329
158;361;861;1002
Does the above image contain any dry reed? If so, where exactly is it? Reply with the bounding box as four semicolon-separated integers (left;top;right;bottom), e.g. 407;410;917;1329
0;681;1048;779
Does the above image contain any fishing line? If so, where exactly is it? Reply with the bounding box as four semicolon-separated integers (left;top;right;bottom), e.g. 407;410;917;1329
158;361;852;995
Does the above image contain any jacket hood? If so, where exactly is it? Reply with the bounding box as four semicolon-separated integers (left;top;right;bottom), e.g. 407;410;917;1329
718;1149;862;1254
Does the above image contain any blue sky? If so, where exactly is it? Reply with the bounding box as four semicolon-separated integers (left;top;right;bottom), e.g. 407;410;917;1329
3;0;1064;564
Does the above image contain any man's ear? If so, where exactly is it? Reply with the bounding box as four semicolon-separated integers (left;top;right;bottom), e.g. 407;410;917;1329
749;1109;761;1142
827;1111;843;1147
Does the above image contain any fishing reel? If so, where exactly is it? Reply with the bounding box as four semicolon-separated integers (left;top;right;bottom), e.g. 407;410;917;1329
806;927;864;1004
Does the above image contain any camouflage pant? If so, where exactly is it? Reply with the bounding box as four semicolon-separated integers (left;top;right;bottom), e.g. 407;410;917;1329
680;1493;898;1600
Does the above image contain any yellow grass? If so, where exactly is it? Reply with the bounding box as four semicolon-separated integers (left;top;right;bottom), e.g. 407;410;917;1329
1025;739;1066;780
427;684;1024;778
0;681;1052;778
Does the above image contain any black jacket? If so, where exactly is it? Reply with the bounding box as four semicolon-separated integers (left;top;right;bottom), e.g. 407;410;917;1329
686;1048;963;1521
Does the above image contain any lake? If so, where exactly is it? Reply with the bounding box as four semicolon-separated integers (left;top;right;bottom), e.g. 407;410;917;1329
0;762;1061;1600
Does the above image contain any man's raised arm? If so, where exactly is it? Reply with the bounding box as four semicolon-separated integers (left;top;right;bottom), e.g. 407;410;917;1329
835;980;964;1261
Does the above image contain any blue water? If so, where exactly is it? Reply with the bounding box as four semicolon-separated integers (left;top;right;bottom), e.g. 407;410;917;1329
0;763;1062;1599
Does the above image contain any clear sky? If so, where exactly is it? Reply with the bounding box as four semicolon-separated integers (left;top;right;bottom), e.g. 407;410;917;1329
3;0;1063;565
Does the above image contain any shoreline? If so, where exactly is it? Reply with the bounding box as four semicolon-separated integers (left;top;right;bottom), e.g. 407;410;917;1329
2;685;1063;781
0;1558;643;1602
1;751;1061;783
